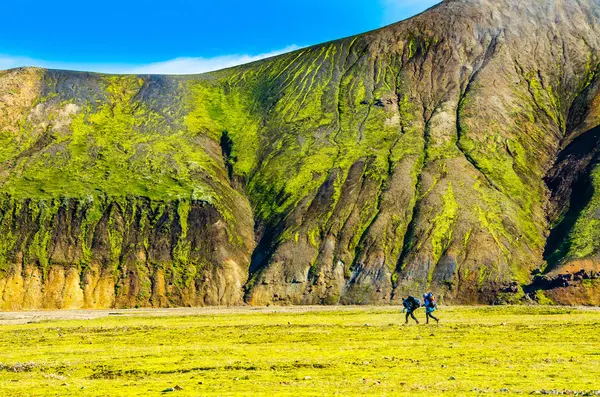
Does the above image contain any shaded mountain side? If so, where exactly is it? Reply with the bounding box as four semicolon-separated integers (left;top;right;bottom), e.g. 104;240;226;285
0;0;600;308
530;67;600;305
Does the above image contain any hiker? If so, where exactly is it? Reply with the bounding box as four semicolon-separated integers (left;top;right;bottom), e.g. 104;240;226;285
402;295;421;324
423;292;439;324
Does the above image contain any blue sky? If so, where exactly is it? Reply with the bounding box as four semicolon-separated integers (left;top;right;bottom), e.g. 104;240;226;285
0;0;440;74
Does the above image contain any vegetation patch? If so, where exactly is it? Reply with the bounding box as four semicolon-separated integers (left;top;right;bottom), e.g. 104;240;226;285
0;307;598;396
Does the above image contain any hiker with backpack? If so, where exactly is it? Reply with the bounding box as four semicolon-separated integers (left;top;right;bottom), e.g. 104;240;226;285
402;295;421;324
423;292;439;324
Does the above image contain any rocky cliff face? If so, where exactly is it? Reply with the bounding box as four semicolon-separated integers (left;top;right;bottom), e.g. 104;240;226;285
0;70;255;309
1;0;600;308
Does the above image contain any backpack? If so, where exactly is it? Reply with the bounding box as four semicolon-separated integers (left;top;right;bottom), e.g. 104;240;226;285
403;296;421;311
413;298;422;309
427;293;437;307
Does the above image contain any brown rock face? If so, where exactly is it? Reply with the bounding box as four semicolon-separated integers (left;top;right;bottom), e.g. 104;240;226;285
1;0;600;308
0;199;254;309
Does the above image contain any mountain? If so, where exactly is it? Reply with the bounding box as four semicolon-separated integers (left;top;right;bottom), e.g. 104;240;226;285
1;0;599;309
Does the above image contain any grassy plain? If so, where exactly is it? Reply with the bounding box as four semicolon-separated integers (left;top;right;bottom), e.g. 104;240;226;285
0;306;599;396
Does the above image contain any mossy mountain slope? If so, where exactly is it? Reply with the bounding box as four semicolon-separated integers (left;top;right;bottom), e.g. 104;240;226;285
1;0;600;308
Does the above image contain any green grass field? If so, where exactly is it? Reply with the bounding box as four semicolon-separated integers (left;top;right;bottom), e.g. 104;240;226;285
0;306;599;396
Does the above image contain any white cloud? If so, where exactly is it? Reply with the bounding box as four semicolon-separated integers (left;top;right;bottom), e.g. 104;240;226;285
126;46;300;75
0;55;38;71
0;45;300;75
380;0;441;24
0;54;131;74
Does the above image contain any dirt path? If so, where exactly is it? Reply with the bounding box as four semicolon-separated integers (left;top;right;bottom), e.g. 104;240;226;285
1;305;598;326
0;305;400;325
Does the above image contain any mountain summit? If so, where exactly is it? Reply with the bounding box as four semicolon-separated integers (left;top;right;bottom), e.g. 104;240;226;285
1;0;599;309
